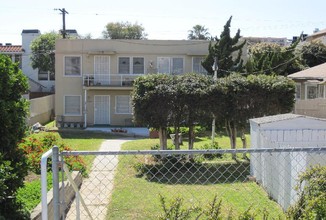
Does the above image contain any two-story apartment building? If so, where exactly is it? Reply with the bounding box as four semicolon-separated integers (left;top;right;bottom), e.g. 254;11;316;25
55;39;210;127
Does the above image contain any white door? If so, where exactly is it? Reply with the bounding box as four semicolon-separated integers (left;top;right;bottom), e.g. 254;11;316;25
94;95;110;125
94;56;110;85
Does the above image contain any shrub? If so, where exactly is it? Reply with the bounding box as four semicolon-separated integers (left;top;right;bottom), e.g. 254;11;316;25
198;142;223;160
19;133;87;176
287;165;326;219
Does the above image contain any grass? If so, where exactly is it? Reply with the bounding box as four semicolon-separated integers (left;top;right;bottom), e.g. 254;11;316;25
107;138;285;220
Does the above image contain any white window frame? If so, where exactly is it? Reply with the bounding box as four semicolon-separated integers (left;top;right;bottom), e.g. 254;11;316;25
157;57;184;74
64;55;82;77
318;84;325;98
305;83;318;99
295;83;301;100
115;95;132;114
192;57;207;74
118;56;145;74
64;95;82;116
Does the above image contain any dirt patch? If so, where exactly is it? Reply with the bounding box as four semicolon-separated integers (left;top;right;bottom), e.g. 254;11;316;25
25;172;40;183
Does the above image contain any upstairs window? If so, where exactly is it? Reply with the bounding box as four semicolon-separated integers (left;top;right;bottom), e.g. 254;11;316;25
38;70;55;81
119;57;144;74
157;57;184;74
65;56;81;76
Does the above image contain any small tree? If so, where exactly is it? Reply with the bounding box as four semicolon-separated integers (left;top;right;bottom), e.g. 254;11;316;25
300;40;326;67
202;16;246;77
188;25;210;40
0;54;29;219
246;41;303;76
102;21;147;39
30;32;61;80
132;74;173;149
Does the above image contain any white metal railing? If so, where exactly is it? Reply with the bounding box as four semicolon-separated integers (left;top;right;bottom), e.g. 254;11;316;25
83;74;142;87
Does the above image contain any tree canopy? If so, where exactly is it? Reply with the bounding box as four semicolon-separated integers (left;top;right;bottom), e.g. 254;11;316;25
102;21;147;39
30;32;61;79
246;41;303;76
300;40;326;67
202;16;246;77
0;54;29;219
132;73;295;150
188;25;210;40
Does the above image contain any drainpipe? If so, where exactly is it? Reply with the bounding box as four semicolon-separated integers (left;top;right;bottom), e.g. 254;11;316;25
84;89;87;128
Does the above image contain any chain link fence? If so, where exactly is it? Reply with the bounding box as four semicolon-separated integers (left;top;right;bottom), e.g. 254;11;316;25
54;147;326;220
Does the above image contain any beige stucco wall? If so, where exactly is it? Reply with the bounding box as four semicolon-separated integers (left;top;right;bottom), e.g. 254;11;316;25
28;94;55;125
294;99;326;118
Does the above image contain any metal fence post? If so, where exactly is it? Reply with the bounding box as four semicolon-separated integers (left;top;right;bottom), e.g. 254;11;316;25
52;145;60;220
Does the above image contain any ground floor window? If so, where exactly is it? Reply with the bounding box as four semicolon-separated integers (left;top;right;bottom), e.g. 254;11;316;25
115;95;132;114
64;95;81;115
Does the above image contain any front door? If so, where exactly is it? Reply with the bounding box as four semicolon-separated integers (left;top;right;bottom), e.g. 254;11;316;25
94;56;110;85
94;95;110;125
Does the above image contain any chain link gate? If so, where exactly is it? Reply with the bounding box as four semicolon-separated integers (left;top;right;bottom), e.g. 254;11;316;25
45;146;326;220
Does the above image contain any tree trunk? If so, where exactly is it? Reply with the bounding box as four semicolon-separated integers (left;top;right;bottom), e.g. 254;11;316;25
188;125;195;150
241;128;247;159
159;127;167;150
174;126;180;150
226;120;237;160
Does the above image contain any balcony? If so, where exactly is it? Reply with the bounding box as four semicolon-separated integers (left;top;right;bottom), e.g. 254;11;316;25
83;74;142;88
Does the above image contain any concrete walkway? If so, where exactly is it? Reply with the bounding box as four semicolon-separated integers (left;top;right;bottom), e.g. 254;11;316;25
65;138;133;220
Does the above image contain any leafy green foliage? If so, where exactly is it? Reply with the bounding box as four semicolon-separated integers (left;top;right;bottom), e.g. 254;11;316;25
30;32;61;78
300;41;326;67
202;16;246;77
287;165;326;219
246;41;303;76
158;195;272;219
102;21;147;39
0;54;29;219
16;173;53;212
19;133;87;176
133;73;295;150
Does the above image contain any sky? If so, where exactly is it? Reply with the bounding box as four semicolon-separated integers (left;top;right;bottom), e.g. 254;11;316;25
1;0;325;45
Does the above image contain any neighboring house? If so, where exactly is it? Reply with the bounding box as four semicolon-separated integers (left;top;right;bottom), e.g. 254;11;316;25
244;36;289;46
288;63;326;118
21;29;78;93
0;43;23;68
305;28;326;44
55;39;210;127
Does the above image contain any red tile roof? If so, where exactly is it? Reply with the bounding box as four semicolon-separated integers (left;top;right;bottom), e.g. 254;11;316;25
0;45;23;53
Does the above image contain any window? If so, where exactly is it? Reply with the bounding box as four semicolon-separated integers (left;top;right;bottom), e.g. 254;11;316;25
38;70;55;81
295;84;301;100
133;57;144;74
64;95;81;115
65;56;81;76
193;57;207;74
119;57;130;74
172;58;183;75
116;96;132;114
119;57;144;74
157;57;184;74
306;85;318;99
318;84;324;98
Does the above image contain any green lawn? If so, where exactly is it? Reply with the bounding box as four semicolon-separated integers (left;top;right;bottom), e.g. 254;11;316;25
107;138;285;219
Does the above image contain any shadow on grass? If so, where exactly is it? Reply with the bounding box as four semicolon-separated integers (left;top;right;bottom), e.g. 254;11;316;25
57;129;120;139
135;156;250;185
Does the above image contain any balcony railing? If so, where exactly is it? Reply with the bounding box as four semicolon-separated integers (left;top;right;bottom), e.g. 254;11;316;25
83;74;142;87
